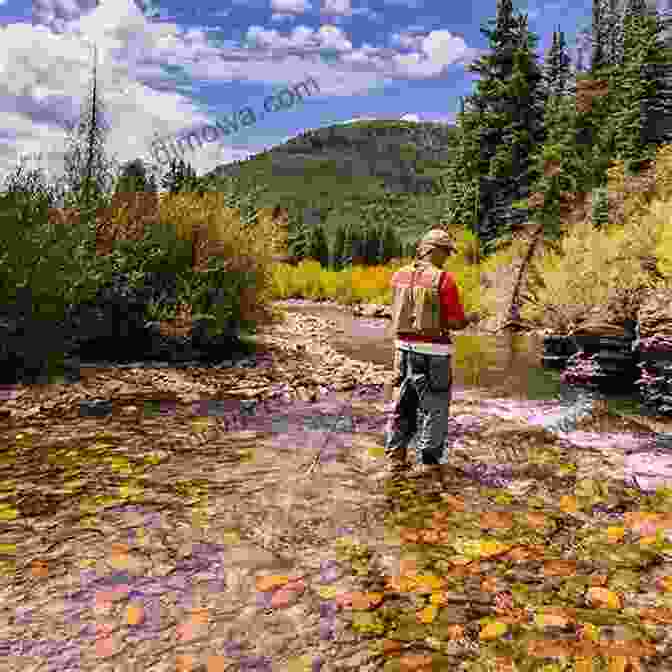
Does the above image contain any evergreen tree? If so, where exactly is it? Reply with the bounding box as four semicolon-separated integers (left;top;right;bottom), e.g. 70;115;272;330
115;158;153;194
381;223;398;265
286;209;311;262
543;28;575;99
308;223;330;268
342;223;354;267
160;158;198;195
591;185;610;229
332;222;346;270
611;0;672;167
591;0;608;72
450;0;547;250
59;43;118;239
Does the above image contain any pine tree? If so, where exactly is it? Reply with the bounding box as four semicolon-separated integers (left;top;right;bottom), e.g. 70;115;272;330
332;222;346;271
591;0;608;72
591;185;610;228
59;43;118;239
115;159;152;194
381;223;398;265
611;0;672;168
452;1;547;250
543;28;575;99
160;158;198;195
308;224;329;268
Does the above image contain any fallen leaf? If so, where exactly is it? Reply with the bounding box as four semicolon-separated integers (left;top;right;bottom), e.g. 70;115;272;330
559;495;579;514
639;607;672;624
256;575;290;592
286;654;315;672
430;591;448;606
176;654;195;672
416;605;438;624
206;656;228;672
399;653;433;672
126;602;145;626
382;639;404;656
655;575;672;593
542;560;577;577
505;545;545;562
442;495;465;511
481;577;499;593
534;611;570;628
525;512;549;530
95;623;116;658
590;574;608;586
606;526;625;543
446;624;464;640
336;591;383;610
480;621;509;640
316;585;339;599
480;511;514;529
30;559;48;578
587;587;621;610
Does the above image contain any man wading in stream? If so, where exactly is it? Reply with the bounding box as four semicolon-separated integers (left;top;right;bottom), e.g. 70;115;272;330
385;229;480;486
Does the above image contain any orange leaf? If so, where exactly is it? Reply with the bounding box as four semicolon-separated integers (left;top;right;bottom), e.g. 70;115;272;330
207;656;228;672
442;495;465;511
506;545;545;562
590;574;608;586
587;587;622;609
480;511;514;529
606;526;625;543
559;495;578;513
639;607;672;624
336;591;383;610
399;653;433;672
416;605;438;624
446;624;464;640
126;603;145;626
399;558;418;574
481;576;499;593
176;655;196;672
542;560;577;577
525;512;549;530
30;559;49;579
255;574;290;592
382;639;404;656
421;530;441;544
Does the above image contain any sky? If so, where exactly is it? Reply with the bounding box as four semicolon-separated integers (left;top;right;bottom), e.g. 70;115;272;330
0;0;622;186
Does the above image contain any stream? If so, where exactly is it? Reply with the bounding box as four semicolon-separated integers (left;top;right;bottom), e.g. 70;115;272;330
276;300;672;492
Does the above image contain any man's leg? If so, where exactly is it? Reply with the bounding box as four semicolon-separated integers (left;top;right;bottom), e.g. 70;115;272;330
411;354;453;478
384;350;417;470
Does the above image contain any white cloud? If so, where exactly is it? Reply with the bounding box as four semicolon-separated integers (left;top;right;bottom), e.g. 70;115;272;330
270;0;312;14
1;0;479;181
321;0;351;15
400;113;420;122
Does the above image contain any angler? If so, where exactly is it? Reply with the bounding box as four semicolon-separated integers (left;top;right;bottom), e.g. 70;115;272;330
385;228;480;486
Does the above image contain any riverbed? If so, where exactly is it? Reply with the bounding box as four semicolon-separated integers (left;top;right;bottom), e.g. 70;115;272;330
2;300;672;672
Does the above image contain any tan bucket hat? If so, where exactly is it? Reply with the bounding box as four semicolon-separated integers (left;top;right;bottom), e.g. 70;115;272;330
416;229;456;258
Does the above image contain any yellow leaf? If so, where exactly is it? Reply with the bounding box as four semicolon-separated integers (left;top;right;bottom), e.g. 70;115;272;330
534;612;570;628
559;495;578;514
416;605;438;624
587;587;621;609
0;544;16;554
480;621;509;640
606;526;625;543
430;591;447;606
256;574;290;592
286;654;314;672
316;585;339;600
479;540;512;558
222;530;240;545
414;574;446;592
657;575;672;593
0;505;18;521
368;445;385;459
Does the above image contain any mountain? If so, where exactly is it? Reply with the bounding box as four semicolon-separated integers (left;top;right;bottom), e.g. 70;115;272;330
203;118;460;247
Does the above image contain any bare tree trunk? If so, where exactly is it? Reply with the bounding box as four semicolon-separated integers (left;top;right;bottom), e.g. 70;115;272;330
500;222;544;331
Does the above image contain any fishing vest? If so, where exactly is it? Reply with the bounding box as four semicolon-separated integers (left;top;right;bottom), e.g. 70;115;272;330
390;260;446;340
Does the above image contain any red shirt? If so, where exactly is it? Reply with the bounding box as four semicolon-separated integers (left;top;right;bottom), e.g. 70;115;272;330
397;270;466;344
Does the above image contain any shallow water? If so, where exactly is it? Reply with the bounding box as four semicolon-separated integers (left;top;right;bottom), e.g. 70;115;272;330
279;302;640;415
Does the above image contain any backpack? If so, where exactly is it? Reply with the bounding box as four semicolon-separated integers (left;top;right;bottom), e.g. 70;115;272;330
390;261;444;337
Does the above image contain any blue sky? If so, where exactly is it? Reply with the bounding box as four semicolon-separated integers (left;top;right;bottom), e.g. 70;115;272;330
0;0;603;184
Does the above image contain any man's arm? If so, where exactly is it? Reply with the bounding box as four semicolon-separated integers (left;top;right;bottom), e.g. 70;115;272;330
439;272;479;331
